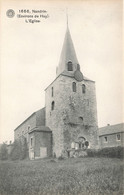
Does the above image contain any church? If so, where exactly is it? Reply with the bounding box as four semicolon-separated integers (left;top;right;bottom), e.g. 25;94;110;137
14;23;99;159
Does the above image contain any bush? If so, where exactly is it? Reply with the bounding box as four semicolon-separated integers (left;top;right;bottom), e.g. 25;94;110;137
58;155;65;160
0;143;8;160
87;147;124;159
10;137;28;160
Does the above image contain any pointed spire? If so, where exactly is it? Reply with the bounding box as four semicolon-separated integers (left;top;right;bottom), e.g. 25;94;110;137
56;13;79;76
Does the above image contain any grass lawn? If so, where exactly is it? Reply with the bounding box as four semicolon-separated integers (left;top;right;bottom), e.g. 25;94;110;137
0;157;123;195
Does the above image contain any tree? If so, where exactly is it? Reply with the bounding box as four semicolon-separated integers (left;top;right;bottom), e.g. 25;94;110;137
10;137;28;160
0;143;8;160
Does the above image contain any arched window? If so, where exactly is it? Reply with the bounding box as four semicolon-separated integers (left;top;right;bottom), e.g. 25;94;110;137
79;117;83;121
51;87;54;97
67;61;73;71
51;101;55;110
30;137;33;147
72;82;76;92
78;117;83;123
78;137;86;143
82;84;86;93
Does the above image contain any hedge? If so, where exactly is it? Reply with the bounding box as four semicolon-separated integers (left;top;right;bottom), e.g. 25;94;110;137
87;146;124;159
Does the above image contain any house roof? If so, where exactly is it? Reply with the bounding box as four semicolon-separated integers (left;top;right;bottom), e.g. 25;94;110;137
29;126;52;134
99;123;124;136
14;107;45;131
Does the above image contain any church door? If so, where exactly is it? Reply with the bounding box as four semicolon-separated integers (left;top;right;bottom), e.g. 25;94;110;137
40;147;47;158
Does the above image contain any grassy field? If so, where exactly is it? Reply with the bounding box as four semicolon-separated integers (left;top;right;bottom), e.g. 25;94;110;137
0;157;123;195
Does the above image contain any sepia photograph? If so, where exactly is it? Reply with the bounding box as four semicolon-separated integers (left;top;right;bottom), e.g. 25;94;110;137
0;0;123;194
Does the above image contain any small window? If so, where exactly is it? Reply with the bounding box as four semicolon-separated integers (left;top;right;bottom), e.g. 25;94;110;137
72;82;76;92
82;84;86;93
78;117;83;123
51;101;55;110
104;136;107;142
116;134;121;141
30;137;33;147
28;125;30;131
67;61;73;71
52;87;54;97
79;117;83;121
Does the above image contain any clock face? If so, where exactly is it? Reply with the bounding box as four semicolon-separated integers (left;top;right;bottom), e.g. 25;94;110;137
74;70;83;81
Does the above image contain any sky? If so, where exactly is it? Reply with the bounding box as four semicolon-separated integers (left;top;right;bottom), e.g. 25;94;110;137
0;0;123;143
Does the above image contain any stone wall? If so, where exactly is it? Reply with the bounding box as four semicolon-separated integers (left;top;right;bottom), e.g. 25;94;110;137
29;131;52;159
99;132;124;148
14;114;36;143
34;131;52;157
45;74;99;157
14;108;45;144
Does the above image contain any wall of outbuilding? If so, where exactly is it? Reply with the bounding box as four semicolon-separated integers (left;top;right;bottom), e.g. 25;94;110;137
99;132;124;148
29;131;52;159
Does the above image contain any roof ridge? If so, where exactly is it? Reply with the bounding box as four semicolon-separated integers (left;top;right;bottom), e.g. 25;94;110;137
99;123;124;129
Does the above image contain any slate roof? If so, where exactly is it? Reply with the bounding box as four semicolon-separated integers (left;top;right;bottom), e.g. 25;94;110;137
99;123;124;136
36;107;45;126
14;107;45;131
29;126;52;134
57;25;79;76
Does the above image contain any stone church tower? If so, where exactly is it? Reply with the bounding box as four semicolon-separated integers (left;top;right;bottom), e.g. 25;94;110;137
45;24;99;157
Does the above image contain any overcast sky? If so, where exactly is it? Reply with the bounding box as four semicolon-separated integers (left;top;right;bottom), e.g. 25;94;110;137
0;0;123;143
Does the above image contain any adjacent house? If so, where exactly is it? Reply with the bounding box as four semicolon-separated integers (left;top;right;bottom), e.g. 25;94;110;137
99;123;124;148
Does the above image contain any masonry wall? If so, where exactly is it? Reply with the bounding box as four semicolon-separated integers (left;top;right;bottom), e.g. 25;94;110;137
36;108;45;126
99;132;124;148
14;114;36;143
29;131;52;158
45;75;99;157
34;131;52;157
